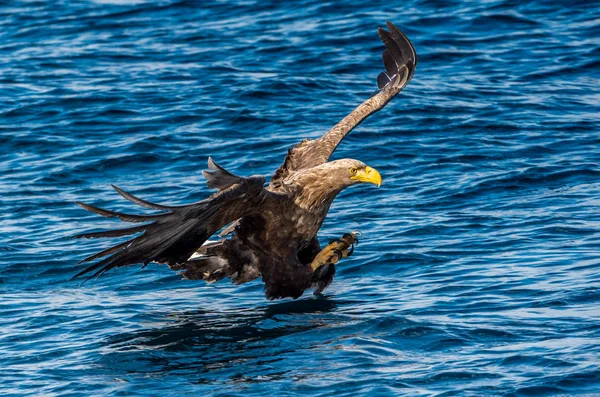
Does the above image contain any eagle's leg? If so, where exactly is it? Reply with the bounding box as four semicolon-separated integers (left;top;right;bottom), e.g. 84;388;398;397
310;231;361;271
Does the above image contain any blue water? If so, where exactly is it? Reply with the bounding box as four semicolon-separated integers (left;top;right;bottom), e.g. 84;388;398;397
1;0;599;395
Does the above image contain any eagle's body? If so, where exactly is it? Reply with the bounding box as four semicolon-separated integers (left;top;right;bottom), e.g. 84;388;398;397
74;22;417;300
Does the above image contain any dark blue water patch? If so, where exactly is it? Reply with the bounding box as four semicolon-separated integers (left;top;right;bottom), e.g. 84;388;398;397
2;0;600;396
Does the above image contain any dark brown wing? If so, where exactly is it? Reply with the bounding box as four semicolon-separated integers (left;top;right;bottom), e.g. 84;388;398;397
72;174;267;281
270;21;417;189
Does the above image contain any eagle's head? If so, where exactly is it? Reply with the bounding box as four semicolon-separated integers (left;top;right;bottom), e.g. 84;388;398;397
311;158;382;189
291;159;382;210
340;159;382;188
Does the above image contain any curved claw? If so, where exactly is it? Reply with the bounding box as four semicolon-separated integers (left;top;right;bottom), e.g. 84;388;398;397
350;230;362;245
347;243;355;257
333;249;344;261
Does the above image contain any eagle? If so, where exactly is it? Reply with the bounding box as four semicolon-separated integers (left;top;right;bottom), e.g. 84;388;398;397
73;21;417;300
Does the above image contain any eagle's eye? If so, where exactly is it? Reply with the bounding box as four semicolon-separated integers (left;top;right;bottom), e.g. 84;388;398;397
349;167;358;175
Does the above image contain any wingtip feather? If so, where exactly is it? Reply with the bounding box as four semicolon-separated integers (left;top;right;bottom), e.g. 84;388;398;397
376;21;417;89
111;184;175;210
208;156;222;171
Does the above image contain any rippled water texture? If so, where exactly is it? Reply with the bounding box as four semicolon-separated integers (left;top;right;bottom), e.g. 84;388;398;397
2;0;600;395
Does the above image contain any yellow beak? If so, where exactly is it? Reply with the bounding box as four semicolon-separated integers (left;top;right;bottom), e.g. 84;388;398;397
351;166;382;187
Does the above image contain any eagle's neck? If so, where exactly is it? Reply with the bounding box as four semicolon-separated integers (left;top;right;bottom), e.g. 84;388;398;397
291;168;347;212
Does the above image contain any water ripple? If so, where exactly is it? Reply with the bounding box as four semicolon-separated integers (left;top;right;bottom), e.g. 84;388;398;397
1;0;600;396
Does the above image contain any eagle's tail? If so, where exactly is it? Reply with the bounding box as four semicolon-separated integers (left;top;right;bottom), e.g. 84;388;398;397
173;239;261;284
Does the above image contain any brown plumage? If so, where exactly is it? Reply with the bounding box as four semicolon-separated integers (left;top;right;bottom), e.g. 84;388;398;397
73;21;417;300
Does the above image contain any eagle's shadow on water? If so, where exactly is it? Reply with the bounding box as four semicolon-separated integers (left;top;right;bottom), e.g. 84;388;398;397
102;296;350;376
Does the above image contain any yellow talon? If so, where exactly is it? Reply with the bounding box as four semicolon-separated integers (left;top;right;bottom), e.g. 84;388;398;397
310;231;361;271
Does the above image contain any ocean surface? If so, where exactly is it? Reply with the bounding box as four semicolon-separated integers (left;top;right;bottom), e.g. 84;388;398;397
1;0;599;396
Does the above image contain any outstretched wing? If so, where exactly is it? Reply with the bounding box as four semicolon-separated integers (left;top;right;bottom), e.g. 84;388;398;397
270;21;417;188
73;165;267;281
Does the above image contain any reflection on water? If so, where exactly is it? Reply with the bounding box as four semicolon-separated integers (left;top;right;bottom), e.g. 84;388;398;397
109;297;343;350
102;297;349;379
